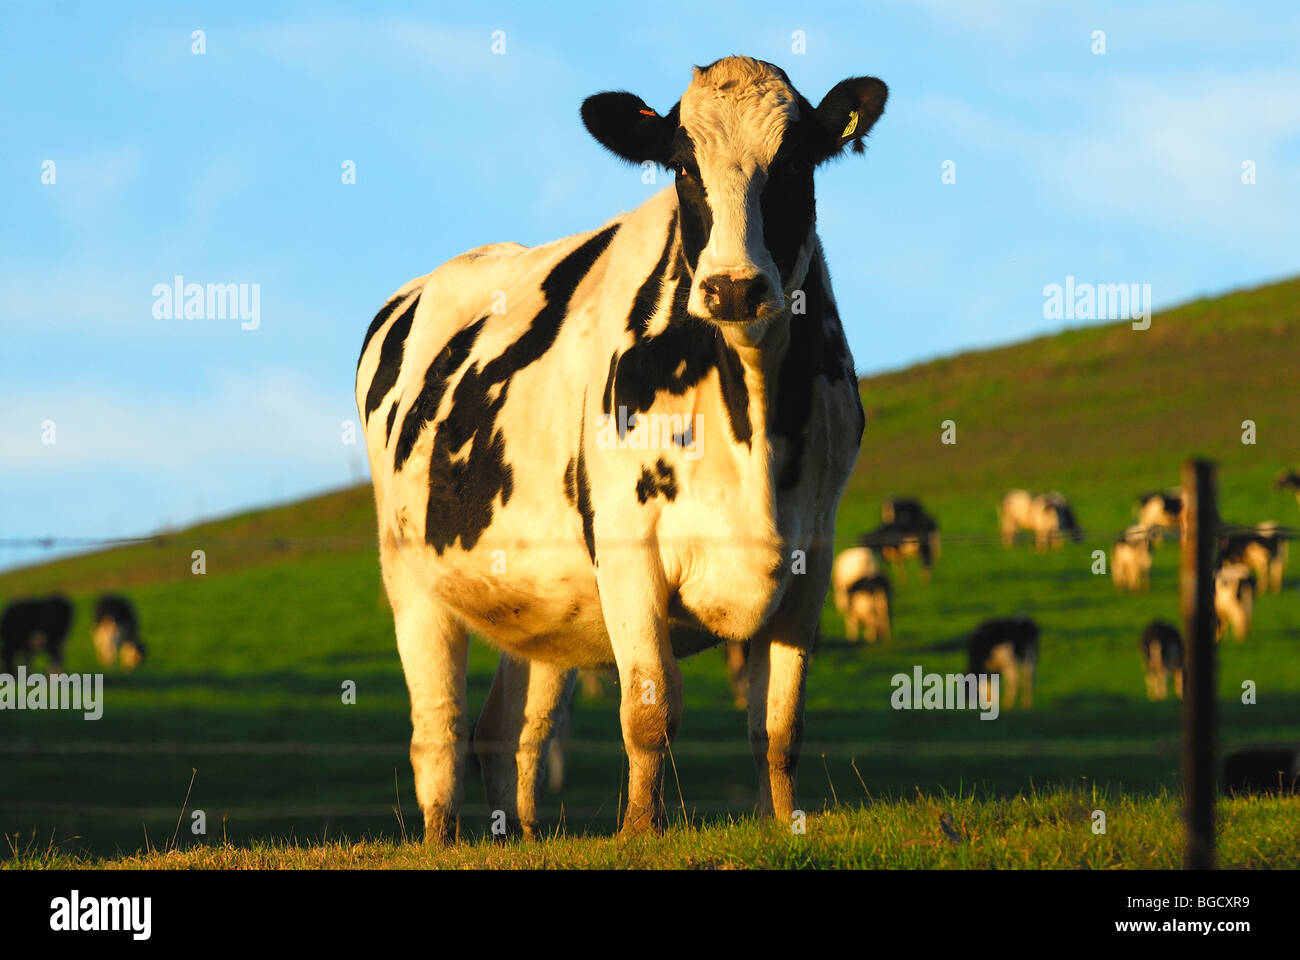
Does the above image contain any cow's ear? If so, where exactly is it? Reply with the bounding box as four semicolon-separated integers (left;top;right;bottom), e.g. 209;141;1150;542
813;77;888;161
581;92;674;166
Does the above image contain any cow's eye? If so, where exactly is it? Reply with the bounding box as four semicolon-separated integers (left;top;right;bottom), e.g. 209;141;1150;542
672;162;696;181
773;155;809;176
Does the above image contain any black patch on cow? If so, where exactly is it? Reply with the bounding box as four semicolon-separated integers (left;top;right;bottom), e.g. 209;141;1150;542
602;221;752;446
601;350;618;415
385;401;398;443
629;215;678;333
363;294;420;420
760;105;820;284
670;131;711;272
357;294;407;372
393;318;486;472
422;226;620;554
635;458;678;504
575;411;596;563
563;456;577;506
772;259;858;489
672;418;695;448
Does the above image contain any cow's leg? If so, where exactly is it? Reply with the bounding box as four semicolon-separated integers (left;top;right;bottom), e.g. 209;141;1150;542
474;653;574;839
747;544;827;822
547;689;576;794
600;561;680;836
985;643;1018;707
1003;663;1020;707
724;641;749;710
386;559;469;845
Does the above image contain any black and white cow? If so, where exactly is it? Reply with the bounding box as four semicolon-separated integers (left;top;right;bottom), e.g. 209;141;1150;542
92;594;147;671
845;573;891;643
1;595;74;674
1214;561;1256;642
999;490;1081;551
1219;523;1288;595
968;616;1038;709
1139;620;1183;701
865;496;940;578
356;57;886;841
1111;524;1152;592
1276;468;1300;508
1134;489;1183;544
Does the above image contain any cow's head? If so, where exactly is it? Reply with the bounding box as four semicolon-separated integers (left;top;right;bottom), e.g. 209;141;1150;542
582;57;887;330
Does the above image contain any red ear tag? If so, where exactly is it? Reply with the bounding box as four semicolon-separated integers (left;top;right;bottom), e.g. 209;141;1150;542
638;109;657;116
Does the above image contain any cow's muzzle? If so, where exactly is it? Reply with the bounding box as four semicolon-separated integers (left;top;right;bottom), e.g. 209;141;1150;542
699;273;775;322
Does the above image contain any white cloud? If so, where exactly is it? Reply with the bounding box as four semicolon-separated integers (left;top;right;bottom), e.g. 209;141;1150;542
918;67;1300;241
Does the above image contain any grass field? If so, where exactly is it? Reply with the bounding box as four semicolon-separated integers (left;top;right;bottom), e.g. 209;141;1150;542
11;790;1300;869
2;277;1298;868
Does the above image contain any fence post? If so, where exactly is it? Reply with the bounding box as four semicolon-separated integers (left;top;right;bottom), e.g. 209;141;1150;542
1181;458;1218;870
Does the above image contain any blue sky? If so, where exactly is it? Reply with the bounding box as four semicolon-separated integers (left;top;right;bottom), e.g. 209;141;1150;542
2;0;1298;571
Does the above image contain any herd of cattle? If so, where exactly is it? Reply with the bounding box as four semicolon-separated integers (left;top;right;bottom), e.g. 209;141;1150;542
831;482;1294;707
0;594;145;674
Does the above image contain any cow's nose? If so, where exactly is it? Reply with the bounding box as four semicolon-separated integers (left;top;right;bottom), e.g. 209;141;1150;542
700;274;770;320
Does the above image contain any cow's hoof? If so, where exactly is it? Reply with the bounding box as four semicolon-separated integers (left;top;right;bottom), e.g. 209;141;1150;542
618;811;665;838
488;822;539;843
420;814;457;846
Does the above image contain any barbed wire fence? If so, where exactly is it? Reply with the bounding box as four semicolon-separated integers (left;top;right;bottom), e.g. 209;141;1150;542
1;498;1293;836
1;521;1296;556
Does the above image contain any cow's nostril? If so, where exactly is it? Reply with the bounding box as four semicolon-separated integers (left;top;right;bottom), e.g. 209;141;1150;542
701;274;766;320
743;277;770;313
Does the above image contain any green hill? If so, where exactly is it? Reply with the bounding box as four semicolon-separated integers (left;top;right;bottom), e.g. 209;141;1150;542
3;277;1298;860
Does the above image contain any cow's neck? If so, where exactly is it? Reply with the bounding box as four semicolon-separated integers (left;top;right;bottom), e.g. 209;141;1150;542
692;224;820;502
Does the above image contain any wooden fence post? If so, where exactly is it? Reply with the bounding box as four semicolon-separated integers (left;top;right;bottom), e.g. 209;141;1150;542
1181;458;1218;870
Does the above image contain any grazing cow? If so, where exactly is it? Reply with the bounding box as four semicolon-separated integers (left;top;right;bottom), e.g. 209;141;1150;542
845;574;891;643
356;57;885;841
998;490;1080;551
881;497;938;554
1219;523;1288;595
832;545;878;631
968;616;1038;709
1139;620;1183;701
1223;747;1300;795
1112;525;1152;592
92;594;147;671
869;496;940;575
1276;469;1300;508
859;519;937;581
1214;562;1256;642
1;595;74;674
1135;489;1183;543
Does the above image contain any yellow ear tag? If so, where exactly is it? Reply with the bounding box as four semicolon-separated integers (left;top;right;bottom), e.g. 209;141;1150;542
841;110;859;139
